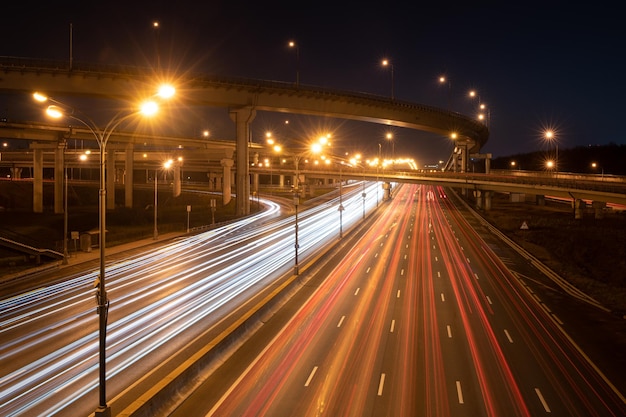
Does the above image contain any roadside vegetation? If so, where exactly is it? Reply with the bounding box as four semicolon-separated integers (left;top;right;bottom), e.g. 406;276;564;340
479;193;626;314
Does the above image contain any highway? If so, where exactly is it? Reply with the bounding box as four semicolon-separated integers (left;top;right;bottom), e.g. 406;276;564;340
0;182;381;417
174;184;626;416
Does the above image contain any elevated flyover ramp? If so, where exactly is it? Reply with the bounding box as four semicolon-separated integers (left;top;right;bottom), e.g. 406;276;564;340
0;57;489;214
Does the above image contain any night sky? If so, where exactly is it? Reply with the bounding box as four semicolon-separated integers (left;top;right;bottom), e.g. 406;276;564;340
1;1;624;166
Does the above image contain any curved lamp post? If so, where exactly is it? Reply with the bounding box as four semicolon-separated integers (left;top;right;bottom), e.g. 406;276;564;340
33;86;174;417
268;135;327;275
288;40;300;87
154;158;174;240
381;59;395;100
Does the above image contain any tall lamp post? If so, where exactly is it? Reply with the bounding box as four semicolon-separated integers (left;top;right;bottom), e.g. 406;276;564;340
545;129;558;172
63;154;69;264
269;136;327;275
288;40;300;88
381;59;395;100
154;159;173;240
33;85;174;417
439;75;451;110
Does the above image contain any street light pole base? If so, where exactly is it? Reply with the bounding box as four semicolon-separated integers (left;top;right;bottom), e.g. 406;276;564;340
95;406;111;417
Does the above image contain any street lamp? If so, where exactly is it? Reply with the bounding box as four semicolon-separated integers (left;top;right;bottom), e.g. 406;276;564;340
33;85;174;417
385;132;394;162
63;148;69;264
438;75;451;110
152;21;161;69
270;136;327;275
154;159;174;240
591;162;604;179
288;40;300;87
544;129;558;172
381;59;395;100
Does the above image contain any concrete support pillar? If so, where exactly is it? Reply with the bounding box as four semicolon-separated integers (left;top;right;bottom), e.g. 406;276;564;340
574;198;586;220
484;191;492;211
535;195;546;206
484;154;492;174
54;142;65;214
10;167;22;179
592;201;606;219
124;143;134;208
279;174;285;187
106;149;115;209
510;193;525;203
460;146;467;173
474;189;483;210
173;166;181;197
221;157;234;206
33;148;43;213
229;106;256;216
252;152;259;193
207;172;218;191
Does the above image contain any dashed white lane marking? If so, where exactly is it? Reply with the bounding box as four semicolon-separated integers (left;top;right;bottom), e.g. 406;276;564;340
337;315;345;327
378;373;386;396
504;329;514;343
535;388;551;412
456;381;464;404
305;366;318;387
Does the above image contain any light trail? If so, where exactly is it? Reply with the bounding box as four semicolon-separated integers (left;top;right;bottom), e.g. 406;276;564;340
0;183;381;416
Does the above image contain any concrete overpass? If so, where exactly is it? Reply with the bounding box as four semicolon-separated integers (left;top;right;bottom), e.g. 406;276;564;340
0;56;489;215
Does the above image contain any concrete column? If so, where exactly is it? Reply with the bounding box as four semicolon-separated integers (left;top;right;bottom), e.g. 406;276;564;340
10;167;22;179
484;153;492;174
221;158;234;205
173;166;181;197
33;148;43;213
124;143;134;208
207;172;217;191
510;193;525;203
484;191;492;211
279;174;285;187
574;198;586;220
535;195;545;206
106;149;115;209
229;107;256;216
592;201;606;219
474;189;483;210
54;142;65;214
252;152;259;193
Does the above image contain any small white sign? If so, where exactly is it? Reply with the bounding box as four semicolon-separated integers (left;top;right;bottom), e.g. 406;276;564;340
520;221;529;230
